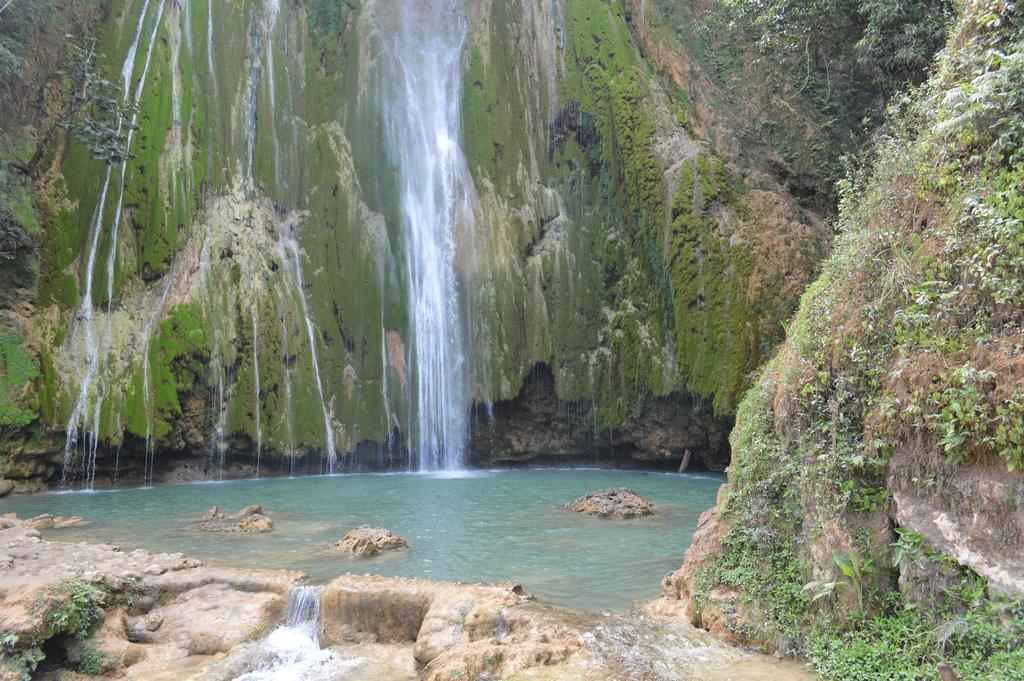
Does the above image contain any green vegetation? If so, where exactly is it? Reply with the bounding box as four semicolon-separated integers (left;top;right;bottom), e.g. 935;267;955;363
34;578;107;641
0;578;112;679
0;332;39;429
0;630;45;681
62;41;138;164
691;1;1024;677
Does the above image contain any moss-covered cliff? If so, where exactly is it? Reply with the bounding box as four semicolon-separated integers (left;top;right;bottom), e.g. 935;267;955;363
667;1;1024;677
1;0;830;488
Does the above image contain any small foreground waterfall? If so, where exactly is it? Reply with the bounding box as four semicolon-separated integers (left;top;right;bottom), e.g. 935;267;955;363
383;0;475;472
236;585;357;680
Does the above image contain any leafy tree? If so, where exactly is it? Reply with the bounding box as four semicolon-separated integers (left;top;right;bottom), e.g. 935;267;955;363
721;0;954;96
61;42;137;165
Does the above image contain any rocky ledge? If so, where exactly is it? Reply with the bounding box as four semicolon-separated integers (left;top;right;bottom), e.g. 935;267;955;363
332;526;408;556
0;513;815;680
562;488;655;518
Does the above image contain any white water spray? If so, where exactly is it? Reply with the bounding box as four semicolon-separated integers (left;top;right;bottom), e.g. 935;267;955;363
382;0;475;472
235;585;358;681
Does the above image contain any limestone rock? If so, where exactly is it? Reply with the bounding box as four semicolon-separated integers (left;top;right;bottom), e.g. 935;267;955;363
192;505;273;533
238;504;263;517
237;513;274;533
0;479;15;498
23;514;87;530
333;526;408;556
203;506;225;519
562;488;654;518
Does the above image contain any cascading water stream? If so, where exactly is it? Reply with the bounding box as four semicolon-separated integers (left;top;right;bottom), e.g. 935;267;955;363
382;0;475;472
235;585;358;680
140;268;175;486
277;287;296;475
281;238;337;473
61;0;163;488
251;305;263;477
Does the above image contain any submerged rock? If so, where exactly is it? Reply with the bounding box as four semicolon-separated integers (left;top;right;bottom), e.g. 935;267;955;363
333;526;408;557
192;505;273;533
563;488;654;518
24;514;88;530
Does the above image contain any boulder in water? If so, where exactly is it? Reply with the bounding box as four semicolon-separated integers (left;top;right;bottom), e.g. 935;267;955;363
333;526;408;557
562;488;654;518
193;505;273;533
203;506;225;520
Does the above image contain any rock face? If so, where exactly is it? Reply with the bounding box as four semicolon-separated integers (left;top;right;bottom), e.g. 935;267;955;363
192;505;274;534
563;488;655;518
333;526;408;557
470;364;732;471
670;4;1024;675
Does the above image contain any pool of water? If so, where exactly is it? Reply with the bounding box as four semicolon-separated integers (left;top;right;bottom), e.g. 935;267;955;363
0;469;722;612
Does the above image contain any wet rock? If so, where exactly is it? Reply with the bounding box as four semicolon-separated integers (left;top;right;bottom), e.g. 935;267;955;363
562;488;654;518
469;364;732;470
192;505;273;533
333;526;408;557
238;504;263;517
237;514;274;533
203;506;225;520
23;514;88;530
0;479;15;498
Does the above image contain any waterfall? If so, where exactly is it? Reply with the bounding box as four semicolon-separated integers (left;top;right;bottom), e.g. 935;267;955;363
284;585;323;637
140;269;175;486
264;0;281;187
235;585;358;680
382;0;475;472
281;239;337;472
206;0;216;97
277;287;296;475
251;305;263;477
61;0;163;488
199;235;228;479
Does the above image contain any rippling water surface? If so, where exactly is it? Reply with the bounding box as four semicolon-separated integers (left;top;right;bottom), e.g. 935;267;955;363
0;469;722;611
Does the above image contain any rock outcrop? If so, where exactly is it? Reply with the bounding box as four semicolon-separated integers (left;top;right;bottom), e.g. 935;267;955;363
332;526;409;557
670;4;1024;677
563;488;655;518
0;514;297;679
470;364;732;470
191;505;274;534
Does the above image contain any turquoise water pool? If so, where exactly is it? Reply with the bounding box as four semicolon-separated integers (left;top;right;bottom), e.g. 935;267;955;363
0;469;722;612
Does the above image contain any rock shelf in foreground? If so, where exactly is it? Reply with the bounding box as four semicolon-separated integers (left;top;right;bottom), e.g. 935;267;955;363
0;512;814;680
